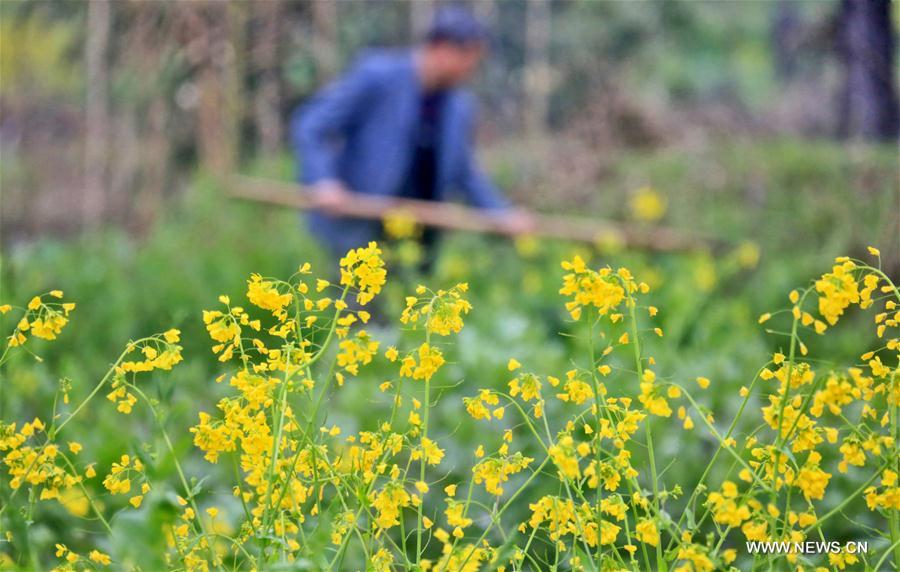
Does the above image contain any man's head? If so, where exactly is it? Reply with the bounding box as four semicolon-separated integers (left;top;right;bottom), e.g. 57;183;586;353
420;6;487;89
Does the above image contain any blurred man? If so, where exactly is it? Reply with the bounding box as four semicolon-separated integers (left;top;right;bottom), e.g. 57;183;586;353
292;5;533;260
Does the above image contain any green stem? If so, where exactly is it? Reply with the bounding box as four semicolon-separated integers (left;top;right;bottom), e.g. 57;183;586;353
260;343;294;535
625;289;665;571
51;342;143;439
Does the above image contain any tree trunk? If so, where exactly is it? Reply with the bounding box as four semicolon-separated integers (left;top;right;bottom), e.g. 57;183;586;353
226;1;247;166
254;0;283;155
311;0;339;81
136;5;173;230
523;0;552;141
837;0;899;141
194;1;245;175
194;4;226;174
84;0;111;226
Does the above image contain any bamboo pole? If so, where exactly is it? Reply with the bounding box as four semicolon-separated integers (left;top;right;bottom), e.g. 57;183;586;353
228;176;713;253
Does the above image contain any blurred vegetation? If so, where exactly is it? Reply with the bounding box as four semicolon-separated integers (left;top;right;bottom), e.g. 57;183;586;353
2;0;896;238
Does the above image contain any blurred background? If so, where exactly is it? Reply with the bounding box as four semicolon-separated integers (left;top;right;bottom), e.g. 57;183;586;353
1;1;898;567
1;0;897;241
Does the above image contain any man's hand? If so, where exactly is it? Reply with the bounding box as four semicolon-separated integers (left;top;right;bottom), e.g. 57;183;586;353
310;180;352;215
494;207;538;235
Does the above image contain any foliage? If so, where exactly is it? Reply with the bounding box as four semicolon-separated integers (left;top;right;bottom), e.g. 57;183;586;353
0;5;80;100
1;235;898;570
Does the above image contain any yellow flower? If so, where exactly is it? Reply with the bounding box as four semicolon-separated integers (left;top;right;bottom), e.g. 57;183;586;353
399;343;445;381
796;453;831;501
675;544;714;572
415;437;444;466
639;380;671;417
89;550;111;565
336;330;379;376
629;186;667;222
509;373;542;403
635;518;660;546
58;488;90;517
556;370;593;405
548;436;580;480
815;260;859;325
472;452;533;496
246;274;292;313
445;500;473;528
30;314;69;340
339;242;387;305
383;210;420;239
465;389;499;420
559;258;630;320
417;284;471;335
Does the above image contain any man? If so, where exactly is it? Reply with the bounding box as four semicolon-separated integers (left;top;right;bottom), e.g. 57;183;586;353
291;5;533;259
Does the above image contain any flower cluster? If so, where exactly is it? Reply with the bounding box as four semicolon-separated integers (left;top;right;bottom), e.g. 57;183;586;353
340;241;387;305
1;419;77;498
107;331;183;414
2;290;74;350
102;454;151;508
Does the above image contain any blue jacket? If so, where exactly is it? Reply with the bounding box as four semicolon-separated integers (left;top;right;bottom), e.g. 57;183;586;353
291;49;509;254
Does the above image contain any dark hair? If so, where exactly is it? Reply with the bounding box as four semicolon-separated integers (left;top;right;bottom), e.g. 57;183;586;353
425;5;488;46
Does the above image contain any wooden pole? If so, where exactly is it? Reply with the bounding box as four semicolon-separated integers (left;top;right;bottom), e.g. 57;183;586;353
228;176;713;253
